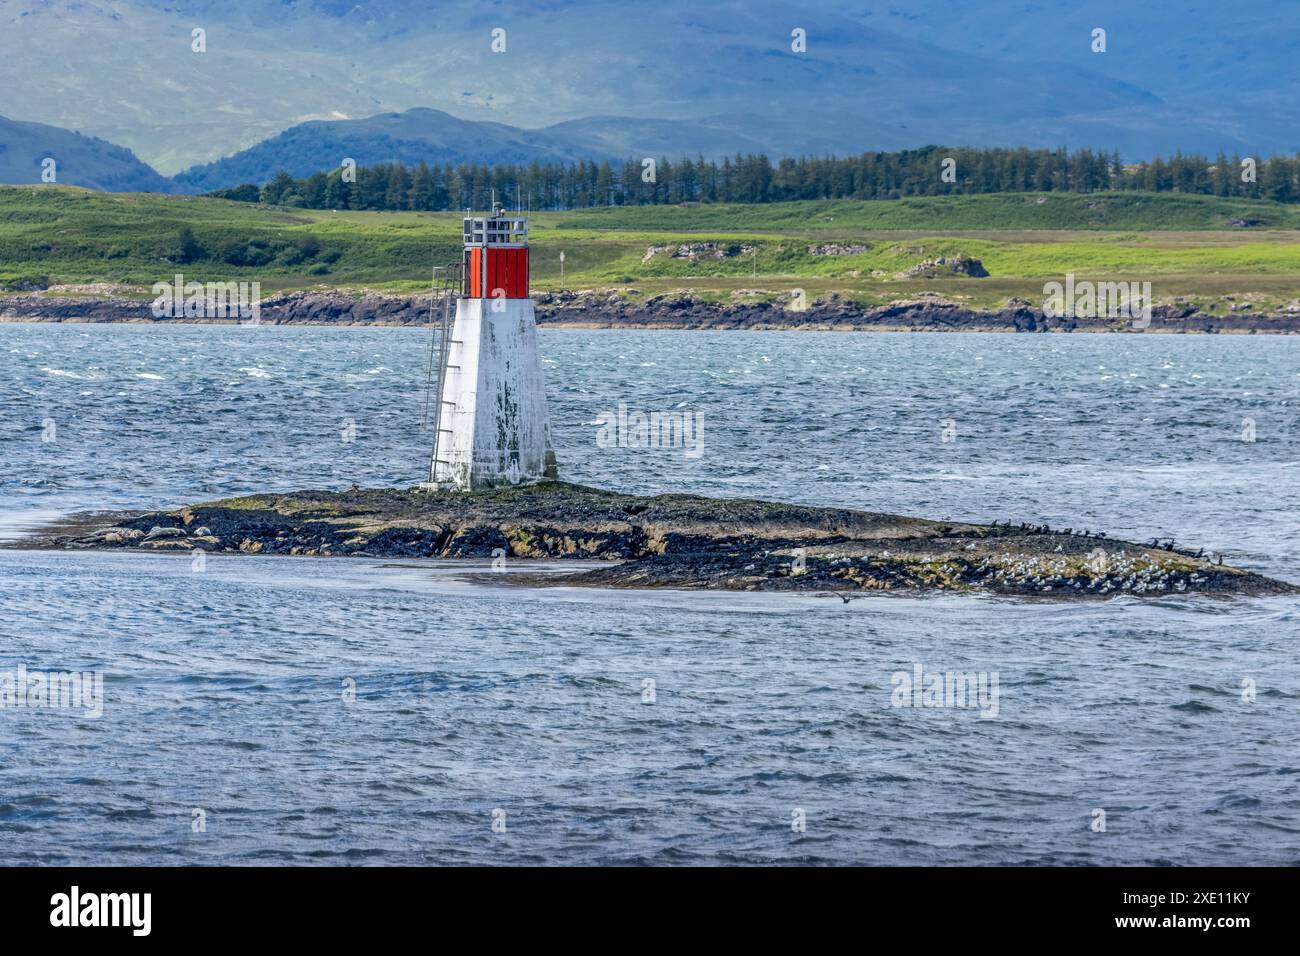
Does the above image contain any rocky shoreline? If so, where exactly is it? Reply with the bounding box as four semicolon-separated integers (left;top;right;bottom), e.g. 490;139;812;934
3;289;1299;333
13;482;1293;598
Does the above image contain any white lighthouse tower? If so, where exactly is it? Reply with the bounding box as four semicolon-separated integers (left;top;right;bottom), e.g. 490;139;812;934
423;203;557;491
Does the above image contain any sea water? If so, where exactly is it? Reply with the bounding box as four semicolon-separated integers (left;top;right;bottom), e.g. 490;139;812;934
1;324;1296;864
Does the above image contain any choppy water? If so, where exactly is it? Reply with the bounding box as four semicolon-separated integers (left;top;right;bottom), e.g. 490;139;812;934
1;324;1298;865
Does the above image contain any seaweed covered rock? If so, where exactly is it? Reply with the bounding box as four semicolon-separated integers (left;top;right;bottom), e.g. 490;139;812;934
20;482;1294;599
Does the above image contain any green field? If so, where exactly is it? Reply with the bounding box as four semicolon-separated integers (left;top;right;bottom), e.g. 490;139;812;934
5;186;1300;312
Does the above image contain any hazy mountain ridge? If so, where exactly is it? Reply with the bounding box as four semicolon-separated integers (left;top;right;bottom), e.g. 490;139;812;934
0;115;175;192
172;109;778;192
4;0;1299;175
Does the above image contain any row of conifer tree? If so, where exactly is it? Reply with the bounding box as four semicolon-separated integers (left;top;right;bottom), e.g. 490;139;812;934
208;146;1300;210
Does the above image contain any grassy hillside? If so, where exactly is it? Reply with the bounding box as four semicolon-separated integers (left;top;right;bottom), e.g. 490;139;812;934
5;187;1300;312
552;193;1300;232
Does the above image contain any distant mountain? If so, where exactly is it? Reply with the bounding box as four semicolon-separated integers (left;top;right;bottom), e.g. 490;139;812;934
5;1;1299;176
0;114;174;192
173;109;775;192
534;116;773;165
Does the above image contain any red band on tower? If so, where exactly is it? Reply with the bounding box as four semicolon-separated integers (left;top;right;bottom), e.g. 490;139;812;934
462;205;529;299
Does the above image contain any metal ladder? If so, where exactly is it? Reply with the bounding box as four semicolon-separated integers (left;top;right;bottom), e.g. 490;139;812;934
422;261;463;486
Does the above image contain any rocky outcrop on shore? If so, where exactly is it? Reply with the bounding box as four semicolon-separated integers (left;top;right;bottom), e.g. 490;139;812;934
0;290;427;326
17;482;1293;598
896;255;990;279
536;291;1296;332
3;288;1298;333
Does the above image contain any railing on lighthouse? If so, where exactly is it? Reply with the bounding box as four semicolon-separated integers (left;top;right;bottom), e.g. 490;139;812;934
462;202;529;300
421;260;462;468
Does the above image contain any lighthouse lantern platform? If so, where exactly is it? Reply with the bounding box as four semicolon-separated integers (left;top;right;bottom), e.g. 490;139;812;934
422;204;557;491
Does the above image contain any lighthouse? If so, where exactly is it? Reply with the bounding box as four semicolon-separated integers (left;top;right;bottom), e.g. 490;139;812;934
423;203;558;491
